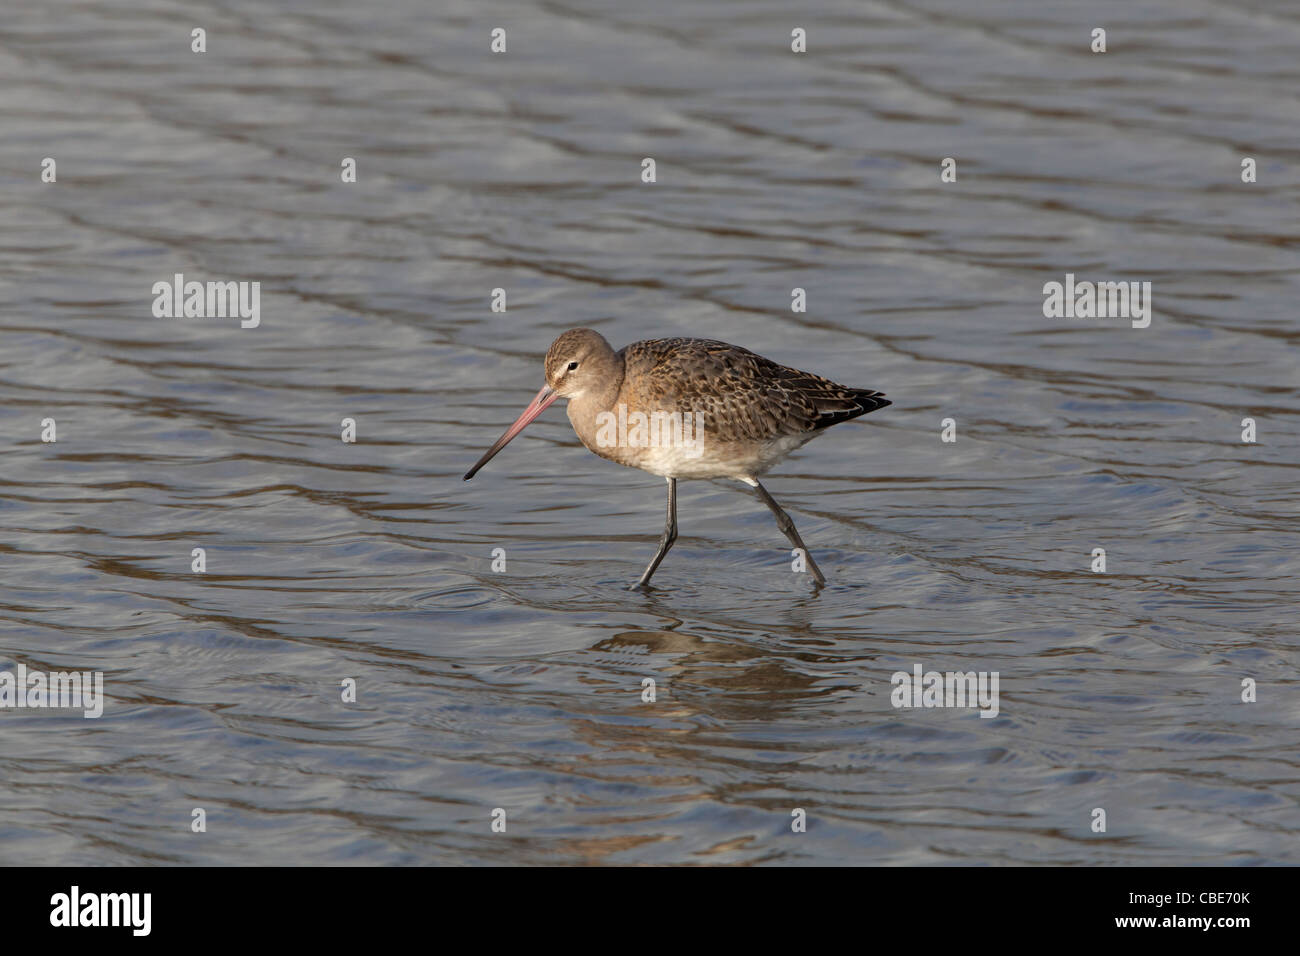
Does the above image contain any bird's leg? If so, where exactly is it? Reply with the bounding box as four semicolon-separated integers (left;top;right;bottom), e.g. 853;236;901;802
747;479;827;586
634;477;678;588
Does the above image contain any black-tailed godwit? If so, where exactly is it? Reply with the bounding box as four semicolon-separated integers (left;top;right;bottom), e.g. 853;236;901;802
464;328;889;587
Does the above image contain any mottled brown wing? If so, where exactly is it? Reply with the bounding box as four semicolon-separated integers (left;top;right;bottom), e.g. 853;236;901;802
619;338;890;443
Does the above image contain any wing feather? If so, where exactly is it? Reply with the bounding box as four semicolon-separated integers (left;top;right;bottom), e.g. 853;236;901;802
618;338;890;443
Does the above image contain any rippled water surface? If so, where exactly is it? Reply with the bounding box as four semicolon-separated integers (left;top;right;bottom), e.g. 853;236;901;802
1;0;1297;865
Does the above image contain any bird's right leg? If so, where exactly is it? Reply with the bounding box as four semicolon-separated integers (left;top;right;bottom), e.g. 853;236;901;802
634;477;677;588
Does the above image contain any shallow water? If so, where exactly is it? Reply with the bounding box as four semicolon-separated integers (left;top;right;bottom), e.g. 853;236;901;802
1;0;1297;865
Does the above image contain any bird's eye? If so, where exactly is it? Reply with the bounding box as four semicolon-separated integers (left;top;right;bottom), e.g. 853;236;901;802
567;361;579;372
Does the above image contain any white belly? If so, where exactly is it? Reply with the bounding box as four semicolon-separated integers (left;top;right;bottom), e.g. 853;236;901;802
633;432;817;480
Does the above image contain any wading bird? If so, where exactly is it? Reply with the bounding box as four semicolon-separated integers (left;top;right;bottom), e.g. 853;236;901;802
464;328;889;587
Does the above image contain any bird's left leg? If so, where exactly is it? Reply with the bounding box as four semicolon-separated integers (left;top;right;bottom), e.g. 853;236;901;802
744;478;826;586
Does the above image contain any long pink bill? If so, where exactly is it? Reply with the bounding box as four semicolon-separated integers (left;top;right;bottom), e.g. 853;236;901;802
463;384;558;480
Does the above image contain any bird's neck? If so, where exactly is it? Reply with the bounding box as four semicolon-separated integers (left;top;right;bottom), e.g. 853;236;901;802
566;354;626;455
